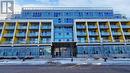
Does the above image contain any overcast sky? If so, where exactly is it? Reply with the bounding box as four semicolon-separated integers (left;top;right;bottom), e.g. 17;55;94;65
1;0;130;18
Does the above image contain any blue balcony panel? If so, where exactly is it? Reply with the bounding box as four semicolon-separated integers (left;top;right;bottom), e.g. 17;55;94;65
17;26;27;29
29;26;39;29
112;32;122;35
41;33;51;36
28;33;38;37
124;32;130;35
111;25;120;28
100;32;110;36
77;32;87;36
99;26;109;29
41;26;51;29
16;33;26;37
122;25;130;29
88;26;97;29
5;27;15;29
4;34;14;37
89;32;99;36
76;25;86;29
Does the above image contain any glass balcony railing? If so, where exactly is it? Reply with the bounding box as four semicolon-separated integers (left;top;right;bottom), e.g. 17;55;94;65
41;26;51;29
17;26;27;29
122;25;130;28
29;26;39;29
4;33;14;37
100;32;110;36
112;32;122;35
16;33;26;37
3;41;12;44
101;40;112;42
0;27;3;29
29;33;38;36
113;40;122;42
89;32;98;36
99;25;108;28
15;41;26;44
88;25;97;29
28;41;38;44
5;26;15;29
124;32;130;35
126;39;130;42
40;41;51;44
77;40;86;43
110;25;120;28
41;33;51;36
89;40;100;43
77;32;86;36
76;25;86;29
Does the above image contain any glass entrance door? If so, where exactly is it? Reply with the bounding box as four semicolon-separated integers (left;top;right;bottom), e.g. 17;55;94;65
52;42;76;58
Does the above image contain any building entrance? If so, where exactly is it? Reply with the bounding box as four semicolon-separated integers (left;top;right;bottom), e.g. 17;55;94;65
52;42;76;58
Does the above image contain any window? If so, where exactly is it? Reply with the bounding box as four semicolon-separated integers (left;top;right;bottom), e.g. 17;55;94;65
58;18;62;23
64;12;72;17
64;18;73;23
66;33;69;35
67;39;69;41
33;12;42;17
54;12;61;17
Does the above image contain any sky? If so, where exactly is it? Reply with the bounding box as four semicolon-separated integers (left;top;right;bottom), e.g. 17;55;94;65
0;0;130;19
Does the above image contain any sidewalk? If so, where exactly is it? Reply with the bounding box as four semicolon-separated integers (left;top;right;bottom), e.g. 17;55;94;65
0;58;130;65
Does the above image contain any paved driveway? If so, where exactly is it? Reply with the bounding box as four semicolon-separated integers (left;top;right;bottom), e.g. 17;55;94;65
0;65;130;73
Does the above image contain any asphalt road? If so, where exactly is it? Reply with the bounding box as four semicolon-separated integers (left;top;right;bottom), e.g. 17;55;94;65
0;65;130;73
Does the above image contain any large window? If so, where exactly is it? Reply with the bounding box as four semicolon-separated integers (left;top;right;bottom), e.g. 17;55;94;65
33;12;42;17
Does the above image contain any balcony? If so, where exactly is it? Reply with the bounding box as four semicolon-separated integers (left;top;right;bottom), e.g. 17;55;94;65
89;40;100;43
122;25;130;29
0;26;3;29
110;25;120;28
28;41;38;44
29;26;39;29
124;32;130;35
17;26;27;29
77;32;87;36
77;40;86;43
99;25;109;29
16;33;26;37
3;33;14;37
41;33;51;36
15;40;26;44
101;40;112;43
88;25;97;29
126;39;130;43
76;25;86;29
2;41;12;44
28;33;38;37
89;32;98;36
5;26;15;30
112;32;122;35
40;38;51;44
113;40;122;42
41;26;51;29
100;32;110;36
40;41;51;44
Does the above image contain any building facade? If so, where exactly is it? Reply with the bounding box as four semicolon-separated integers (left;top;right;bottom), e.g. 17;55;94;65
0;7;130;58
